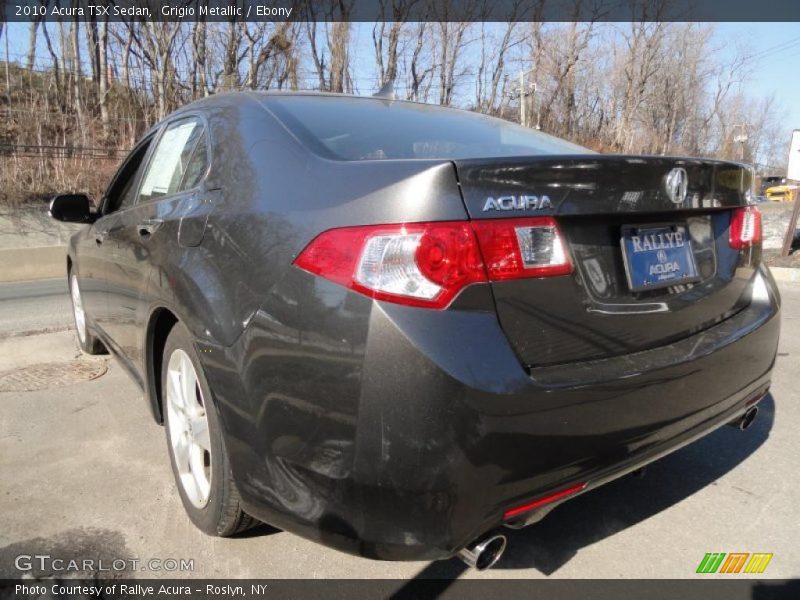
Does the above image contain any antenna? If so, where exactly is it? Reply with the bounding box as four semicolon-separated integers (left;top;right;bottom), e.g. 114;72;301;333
373;81;395;101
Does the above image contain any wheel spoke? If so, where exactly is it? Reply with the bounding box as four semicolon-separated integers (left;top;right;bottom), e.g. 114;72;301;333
190;445;210;501
182;471;202;505
173;434;191;472
180;355;197;414
191;417;211;451
168;370;184;412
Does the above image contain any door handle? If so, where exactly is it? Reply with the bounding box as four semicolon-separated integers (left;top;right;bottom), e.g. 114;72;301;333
137;219;163;239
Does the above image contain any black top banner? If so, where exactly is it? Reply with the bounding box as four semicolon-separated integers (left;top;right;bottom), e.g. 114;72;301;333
2;0;800;23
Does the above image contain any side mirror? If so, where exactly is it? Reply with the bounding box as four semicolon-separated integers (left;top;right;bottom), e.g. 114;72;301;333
49;194;95;223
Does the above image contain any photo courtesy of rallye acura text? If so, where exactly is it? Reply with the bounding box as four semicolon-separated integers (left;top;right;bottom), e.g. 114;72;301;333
49;91;781;570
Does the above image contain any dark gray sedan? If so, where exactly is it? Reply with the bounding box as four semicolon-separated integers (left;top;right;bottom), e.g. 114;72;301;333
50;92;780;569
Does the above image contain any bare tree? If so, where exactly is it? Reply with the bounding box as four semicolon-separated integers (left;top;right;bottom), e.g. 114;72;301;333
70;19;86;143
405;22;434;101
431;17;473;105
123;21;183;118
192;19;208;97
220;20;245;89
27;18;41;70
372;0;419;88
97;17;110;138
474;1;528;114
328;21;352;93
305;1;354;92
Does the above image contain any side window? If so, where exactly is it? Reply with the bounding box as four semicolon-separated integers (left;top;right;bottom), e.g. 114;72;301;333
138;117;206;203
180;133;208;191
103;139;153;214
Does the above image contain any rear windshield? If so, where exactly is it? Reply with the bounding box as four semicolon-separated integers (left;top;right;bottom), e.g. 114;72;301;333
265;96;589;161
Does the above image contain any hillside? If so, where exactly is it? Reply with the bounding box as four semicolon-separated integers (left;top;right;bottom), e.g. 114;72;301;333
0;62;149;206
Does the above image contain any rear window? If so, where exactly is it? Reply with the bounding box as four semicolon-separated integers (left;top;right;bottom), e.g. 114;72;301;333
265;96;589;161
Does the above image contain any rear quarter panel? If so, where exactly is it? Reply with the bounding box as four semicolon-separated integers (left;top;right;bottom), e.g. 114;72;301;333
153;95;470;349
141;95;473;434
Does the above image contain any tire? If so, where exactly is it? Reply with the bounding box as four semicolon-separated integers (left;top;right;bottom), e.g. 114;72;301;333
69;272;105;355
161;321;257;536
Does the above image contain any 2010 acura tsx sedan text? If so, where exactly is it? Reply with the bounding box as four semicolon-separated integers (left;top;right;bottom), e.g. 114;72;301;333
50;91;780;570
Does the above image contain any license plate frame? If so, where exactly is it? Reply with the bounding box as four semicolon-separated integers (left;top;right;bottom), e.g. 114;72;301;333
620;223;700;292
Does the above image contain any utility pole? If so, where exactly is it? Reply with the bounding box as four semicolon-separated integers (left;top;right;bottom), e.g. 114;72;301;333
733;123;749;162
509;70;536;127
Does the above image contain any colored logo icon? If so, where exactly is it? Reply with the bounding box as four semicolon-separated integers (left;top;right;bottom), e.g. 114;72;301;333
696;552;773;574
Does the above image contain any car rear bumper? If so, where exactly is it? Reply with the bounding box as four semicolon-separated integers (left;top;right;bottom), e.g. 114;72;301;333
201;265;780;561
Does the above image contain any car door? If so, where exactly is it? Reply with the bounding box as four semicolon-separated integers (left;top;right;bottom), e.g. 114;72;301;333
82;135;156;337
103;116;209;370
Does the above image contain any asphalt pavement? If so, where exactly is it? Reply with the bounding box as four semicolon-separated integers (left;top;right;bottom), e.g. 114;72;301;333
0;278;798;579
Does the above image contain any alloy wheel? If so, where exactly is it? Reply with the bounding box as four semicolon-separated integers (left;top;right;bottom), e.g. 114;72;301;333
166;349;212;508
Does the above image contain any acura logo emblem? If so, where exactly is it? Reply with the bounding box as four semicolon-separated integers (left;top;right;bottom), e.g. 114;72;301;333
665;168;688;205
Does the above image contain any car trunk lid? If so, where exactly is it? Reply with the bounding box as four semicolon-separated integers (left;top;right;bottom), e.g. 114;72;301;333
454;155;758;367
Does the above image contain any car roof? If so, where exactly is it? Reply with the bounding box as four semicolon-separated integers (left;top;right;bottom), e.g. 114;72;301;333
166;90;488;125
166;90;385;112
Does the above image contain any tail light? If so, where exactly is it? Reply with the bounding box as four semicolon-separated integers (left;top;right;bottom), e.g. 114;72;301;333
294;217;572;309
472;217;572;279
729;206;762;250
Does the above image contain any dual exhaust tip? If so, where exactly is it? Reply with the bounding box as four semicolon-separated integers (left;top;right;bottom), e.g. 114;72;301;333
457;534;507;570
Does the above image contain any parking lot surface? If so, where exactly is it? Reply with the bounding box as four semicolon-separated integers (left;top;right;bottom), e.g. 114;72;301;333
1;279;798;579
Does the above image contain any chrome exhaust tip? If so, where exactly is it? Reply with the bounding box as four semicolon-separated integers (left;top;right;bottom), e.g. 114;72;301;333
457;534;507;570
729;406;759;431
739;406;759;431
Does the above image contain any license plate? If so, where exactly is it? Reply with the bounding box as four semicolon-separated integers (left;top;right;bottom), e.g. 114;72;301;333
620;224;700;292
